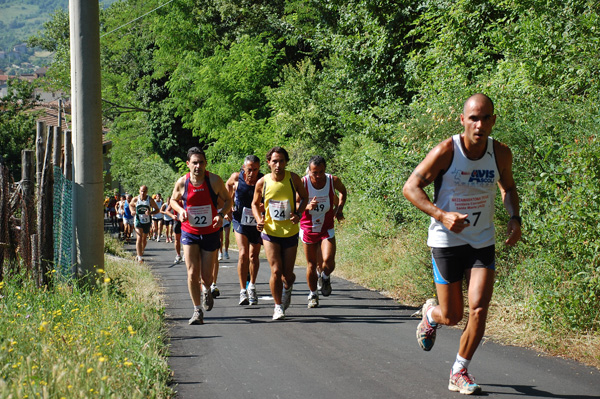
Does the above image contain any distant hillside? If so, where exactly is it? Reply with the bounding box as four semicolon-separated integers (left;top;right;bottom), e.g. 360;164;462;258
0;0;116;73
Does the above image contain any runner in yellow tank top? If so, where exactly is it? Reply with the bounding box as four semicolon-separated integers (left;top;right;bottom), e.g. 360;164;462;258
252;147;308;320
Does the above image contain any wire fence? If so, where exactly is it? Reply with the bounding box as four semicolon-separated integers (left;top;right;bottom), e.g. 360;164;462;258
53;166;73;279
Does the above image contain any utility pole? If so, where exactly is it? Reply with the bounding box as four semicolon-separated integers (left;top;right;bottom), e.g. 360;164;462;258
69;0;104;283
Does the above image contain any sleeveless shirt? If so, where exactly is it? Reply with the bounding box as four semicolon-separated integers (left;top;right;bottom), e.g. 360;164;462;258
135;198;152;226
300;174;336;233
182;172;219;235
263;171;298;237
428;134;500;249
233;169;264;226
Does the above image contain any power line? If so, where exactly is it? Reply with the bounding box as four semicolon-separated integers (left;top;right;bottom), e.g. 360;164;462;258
100;0;175;38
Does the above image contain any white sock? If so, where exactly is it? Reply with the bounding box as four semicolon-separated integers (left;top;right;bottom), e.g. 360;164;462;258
310;290;318;296
452;355;470;375
194;305;202;312
275;304;283;311
426;306;438;327
240;289;247;294
322;272;330;280
211;283;217;288
248;283;256;290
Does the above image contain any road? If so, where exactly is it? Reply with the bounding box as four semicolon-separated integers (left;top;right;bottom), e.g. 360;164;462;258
132;238;599;399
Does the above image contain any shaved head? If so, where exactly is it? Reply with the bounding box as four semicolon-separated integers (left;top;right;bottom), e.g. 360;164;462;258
463;93;494;115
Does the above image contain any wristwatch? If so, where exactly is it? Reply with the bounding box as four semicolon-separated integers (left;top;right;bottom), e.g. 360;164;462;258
218;212;225;218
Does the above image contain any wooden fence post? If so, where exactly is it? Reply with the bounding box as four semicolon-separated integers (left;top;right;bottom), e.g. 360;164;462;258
0;159;9;279
37;127;54;287
53;126;62;167
64;130;72;180
20;150;35;274
36;121;46;188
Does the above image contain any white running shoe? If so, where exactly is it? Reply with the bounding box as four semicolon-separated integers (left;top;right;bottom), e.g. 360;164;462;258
272;306;285;320
282;285;293;310
248;286;258;305
203;289;214;311
307;293;319;308
239;290;249;306
188;310;203;325
174;255;182;264
218;252;223;261
156;237;160;242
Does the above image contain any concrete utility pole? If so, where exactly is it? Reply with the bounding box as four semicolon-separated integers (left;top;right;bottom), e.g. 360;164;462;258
69;0;104;282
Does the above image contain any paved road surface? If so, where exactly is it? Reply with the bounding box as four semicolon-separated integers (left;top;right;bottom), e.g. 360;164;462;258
130;238;599;399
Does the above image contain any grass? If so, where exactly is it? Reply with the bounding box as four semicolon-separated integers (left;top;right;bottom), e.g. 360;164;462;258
0;235;174;398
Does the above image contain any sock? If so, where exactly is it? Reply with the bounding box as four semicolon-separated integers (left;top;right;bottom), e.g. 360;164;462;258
452;355;470;375
275;304;283;311
211;283;217;289
322;272;330;280
248;283;255;290
426;306;438;327
310;290;318;296
194;305;202;312
240;289;247;294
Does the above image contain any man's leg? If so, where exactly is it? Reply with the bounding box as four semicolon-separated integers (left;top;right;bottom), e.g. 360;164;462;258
320;237;336;276
281;244;297;292
236;232;251;290
183;244;203;307
248;242;261;284
135;227;145;258
459;267;495;360
263;240;284;305
304;241;320;292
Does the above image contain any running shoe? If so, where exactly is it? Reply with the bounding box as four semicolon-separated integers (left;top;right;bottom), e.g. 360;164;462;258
448;368;482;395
321;276;332;296
211;284;220;298
282;285;293;310
136;255;143;263
307;293;319;308
224;251;229;259
174;255;182;264
272;306;285;321
203;288;214;311
188;309;203;325
239;290;249;306
416;298;438;351
248;286;258;305
156;236;160;242
317;273;323;291
218;252;223;261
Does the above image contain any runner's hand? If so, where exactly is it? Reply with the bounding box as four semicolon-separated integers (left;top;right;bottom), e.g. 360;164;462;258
179;210;188;223
441;212;470;233
505;219;522;246
212;215;223;229
306;196;318;211
256;218;264;232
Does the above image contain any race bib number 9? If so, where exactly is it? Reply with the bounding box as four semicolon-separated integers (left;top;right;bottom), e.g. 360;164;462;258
188;205;212;227
269;199;291;221
449;194;492;233
241;207;257;226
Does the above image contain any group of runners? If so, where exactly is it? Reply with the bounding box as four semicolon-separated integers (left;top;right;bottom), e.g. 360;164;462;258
112;94;521;395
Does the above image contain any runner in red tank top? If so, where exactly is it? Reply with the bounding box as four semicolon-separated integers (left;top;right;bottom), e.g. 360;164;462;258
170;147;232;325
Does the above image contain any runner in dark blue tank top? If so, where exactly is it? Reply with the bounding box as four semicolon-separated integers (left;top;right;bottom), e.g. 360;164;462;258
226;155;264;306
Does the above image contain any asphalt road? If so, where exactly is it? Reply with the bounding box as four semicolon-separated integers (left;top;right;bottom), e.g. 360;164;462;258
132;237;599;399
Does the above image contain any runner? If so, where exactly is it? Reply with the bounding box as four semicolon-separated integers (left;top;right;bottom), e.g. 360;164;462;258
123;194;134;244
252;147;308;320
129;185;160;262
170;147;232;325
217;217;231;261
300;156;347;308
107;191;118;231
162;197;174;243
165;200;183;264
226;155;264;306
116;194;126;240
152;193;164;242
402;93;522;395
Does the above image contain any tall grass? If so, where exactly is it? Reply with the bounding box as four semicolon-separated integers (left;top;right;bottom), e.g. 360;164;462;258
0;236;173;398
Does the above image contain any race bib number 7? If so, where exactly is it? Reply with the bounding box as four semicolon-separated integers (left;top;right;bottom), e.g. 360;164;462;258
269;199;291;221
449;194;492;233
187;205;212;227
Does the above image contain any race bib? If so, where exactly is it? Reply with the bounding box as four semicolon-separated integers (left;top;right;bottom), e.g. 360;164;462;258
449;194;492;233
138;213;151;224
188;205;212;227
309;195;330;215
269;199;291;221
241;207;257;226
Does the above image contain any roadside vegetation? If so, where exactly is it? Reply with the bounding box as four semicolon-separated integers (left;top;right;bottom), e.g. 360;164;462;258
2;0;596;375
0;235;173;398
